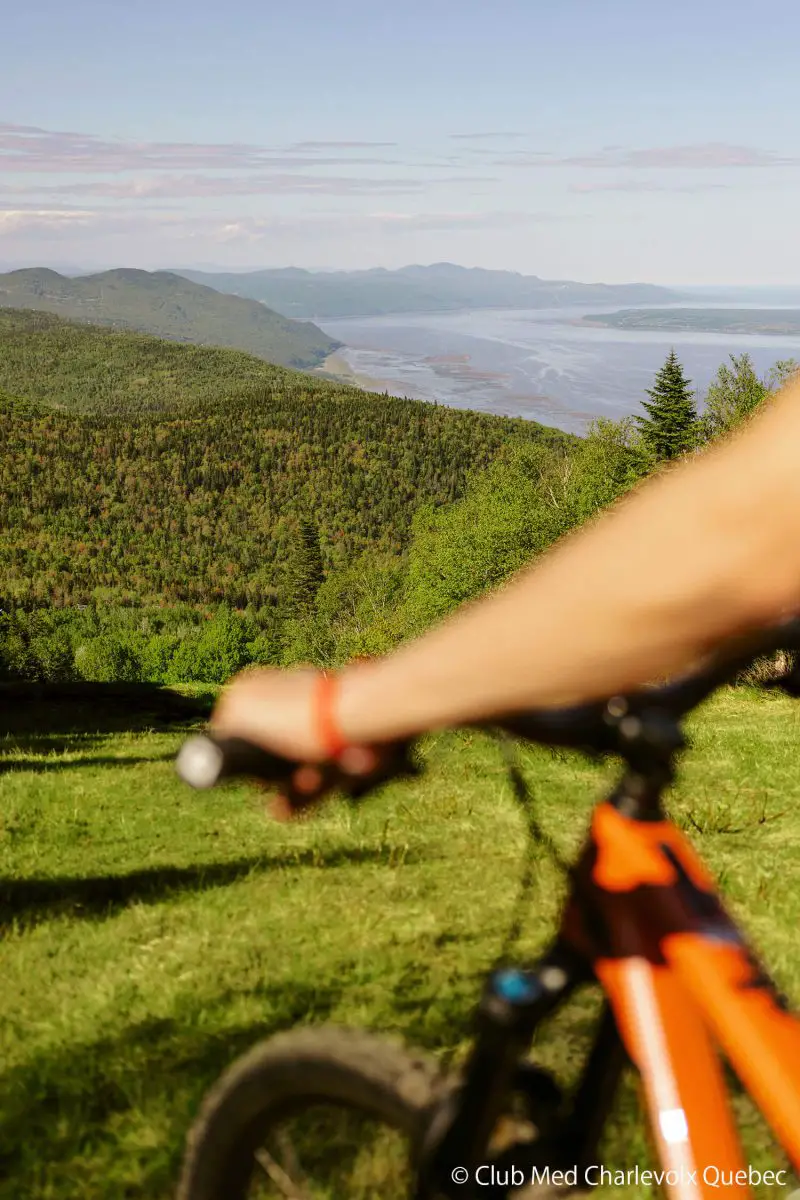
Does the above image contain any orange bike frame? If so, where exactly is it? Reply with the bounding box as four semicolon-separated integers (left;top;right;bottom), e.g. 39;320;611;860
571;801;800;1200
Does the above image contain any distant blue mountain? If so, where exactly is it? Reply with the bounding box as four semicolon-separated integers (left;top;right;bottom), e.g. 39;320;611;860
170;262;685;320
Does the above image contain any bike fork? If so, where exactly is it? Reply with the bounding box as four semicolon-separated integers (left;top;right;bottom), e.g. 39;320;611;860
414;942;587;1199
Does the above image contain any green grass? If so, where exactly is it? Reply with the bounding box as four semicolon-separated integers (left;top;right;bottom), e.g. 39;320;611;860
1;687;799;1199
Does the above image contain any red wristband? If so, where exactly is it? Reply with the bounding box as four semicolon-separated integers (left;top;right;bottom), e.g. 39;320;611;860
312;670;348;759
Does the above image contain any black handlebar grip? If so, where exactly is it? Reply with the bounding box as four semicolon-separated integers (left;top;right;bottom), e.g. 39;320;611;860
175;734;296;790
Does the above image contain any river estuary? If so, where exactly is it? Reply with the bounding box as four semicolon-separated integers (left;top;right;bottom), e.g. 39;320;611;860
318;304;800;434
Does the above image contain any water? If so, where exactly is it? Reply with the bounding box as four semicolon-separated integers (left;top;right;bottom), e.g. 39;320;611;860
317;305;800;434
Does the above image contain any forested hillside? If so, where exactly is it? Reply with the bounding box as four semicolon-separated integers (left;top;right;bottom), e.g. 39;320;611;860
0;268;339;369
0;310;568;610
582;308;800;335
2;307;794;687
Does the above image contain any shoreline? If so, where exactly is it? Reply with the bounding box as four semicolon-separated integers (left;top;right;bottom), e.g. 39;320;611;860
312;350;423;398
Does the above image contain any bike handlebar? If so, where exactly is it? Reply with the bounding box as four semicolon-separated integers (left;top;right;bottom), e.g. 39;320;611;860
176;734;299;790
175;617;800;791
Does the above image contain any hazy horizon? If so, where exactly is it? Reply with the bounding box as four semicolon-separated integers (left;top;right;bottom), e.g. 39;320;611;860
2;260;800;296
3;0;800;289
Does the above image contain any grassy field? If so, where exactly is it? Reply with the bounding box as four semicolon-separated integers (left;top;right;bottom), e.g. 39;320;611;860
1;686;800;1199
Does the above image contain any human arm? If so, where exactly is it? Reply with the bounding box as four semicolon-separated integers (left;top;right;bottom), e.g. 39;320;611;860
212;372;800;762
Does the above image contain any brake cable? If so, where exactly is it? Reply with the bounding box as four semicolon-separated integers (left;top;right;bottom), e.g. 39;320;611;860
434;731;572;1074
491;731;570;967
490;661;800;962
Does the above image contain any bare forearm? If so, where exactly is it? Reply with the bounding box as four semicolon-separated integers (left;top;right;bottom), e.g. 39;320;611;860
338;378;800;744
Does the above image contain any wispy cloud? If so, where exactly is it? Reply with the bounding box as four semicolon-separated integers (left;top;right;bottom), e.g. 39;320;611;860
285;140;397;152
7;119;794;267
495;143;800;169
205;209;579;242
8;121;791;197
449;131;528;141
569;179;731;193
0;207;226;239
0;173;498;200
0;206;572;244
81;174;427;198
362;210;539;231
0;122;401;173
458;147;550;156
0;208;117;234
0;122;263;172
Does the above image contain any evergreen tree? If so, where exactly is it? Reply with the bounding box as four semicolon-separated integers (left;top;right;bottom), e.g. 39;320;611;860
635;350;698;461
285;519;325;615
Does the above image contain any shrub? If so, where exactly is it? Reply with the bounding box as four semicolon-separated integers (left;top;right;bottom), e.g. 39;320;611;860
0;610;80;681
246;632;277;666
74;635;141;682
139;633;182;683
166;605;250;683
27;631;75;682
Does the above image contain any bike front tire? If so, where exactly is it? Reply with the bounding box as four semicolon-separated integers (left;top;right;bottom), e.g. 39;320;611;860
176;1025;447;1200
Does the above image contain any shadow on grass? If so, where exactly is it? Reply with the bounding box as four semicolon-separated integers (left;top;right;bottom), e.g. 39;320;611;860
2;967;655;1199
0;845;419;931
0;972;735;1199
0;973;760;1200
0;979;349;1196
0;682;213;744
0;960;493;1199
0;752;177;775
0;947;757;1200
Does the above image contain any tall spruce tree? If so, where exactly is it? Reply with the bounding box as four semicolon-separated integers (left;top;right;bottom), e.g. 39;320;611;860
285;518;324;615
635;350;698;461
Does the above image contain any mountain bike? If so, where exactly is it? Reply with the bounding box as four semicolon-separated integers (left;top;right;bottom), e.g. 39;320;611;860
173;619;800;1200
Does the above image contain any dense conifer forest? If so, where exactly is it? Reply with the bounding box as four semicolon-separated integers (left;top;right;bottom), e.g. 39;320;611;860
1;307;796;686
0;309;572;681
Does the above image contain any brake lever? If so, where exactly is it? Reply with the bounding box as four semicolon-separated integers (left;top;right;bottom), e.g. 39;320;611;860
343;741;421;800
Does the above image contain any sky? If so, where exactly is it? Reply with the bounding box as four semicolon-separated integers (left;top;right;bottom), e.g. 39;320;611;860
2;0;800;285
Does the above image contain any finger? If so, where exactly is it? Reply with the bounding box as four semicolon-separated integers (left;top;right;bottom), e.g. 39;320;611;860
268;786;320;821
273;792;322;822
268;792;297;822
271;764;335;820
292;765;325;794
337;746;380;776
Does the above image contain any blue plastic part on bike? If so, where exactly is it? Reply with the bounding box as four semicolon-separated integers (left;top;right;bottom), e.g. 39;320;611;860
493;968;542;1004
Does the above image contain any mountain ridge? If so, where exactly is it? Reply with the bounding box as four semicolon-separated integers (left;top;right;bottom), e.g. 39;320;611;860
169;261;683;320
0;267;339;369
